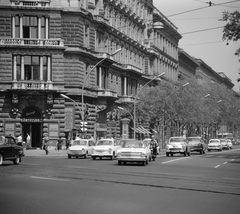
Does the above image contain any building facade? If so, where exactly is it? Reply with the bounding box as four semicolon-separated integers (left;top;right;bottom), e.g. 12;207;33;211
0;0;182;147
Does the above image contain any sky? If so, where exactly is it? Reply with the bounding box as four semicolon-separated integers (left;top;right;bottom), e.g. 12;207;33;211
153;0;240;91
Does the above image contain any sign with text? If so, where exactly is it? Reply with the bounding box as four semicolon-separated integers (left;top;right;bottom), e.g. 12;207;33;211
48;123;59;138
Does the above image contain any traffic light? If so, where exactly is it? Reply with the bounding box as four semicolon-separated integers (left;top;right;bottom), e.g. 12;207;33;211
80;121;88;132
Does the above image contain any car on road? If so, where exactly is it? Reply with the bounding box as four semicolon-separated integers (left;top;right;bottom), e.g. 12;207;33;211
91;138;120;160
166;137;191;157
227;139;233;149
116;139;151;166
0;135;24;165
67;139;95;159
220;139;229;150
187;136;206;154
207;139;222;151
142;138;160;154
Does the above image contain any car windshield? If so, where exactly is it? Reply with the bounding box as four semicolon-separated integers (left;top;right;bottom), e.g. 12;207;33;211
122;141;147;148
73;140;87;146
209;140;219;143
220;139;227;143
97;140;113;146
188;138;201;142
169;138;186;143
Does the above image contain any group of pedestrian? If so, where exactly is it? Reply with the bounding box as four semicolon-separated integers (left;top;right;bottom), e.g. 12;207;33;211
42;135;63;155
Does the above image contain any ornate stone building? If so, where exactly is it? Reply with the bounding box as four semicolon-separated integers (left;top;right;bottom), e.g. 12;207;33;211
0;0;181;147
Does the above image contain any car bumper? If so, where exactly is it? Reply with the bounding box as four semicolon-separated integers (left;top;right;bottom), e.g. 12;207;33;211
166;149;185;154
117;157;146;162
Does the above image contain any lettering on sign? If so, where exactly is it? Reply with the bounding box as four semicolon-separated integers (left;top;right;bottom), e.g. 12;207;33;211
21;119;43;123
26;111;36;117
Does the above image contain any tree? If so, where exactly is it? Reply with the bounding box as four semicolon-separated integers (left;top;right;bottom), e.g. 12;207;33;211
221;11;240;56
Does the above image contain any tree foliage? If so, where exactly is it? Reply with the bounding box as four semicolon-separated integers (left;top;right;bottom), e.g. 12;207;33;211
221;10;240;56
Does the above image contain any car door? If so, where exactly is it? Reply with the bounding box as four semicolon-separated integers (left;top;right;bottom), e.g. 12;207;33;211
2;138;14;159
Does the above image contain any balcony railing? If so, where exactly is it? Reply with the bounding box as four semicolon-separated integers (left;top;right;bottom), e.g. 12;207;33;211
121;64;142;73
97;88;118;98
11;0;50;7
0;38;64;47
12;81;53;90
118;95;135;103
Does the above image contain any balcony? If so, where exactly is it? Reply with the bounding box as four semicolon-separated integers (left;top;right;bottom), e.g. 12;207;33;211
97;88;118;99
0;38;64;47
12;81;53;90
121;64;142;74
118;95;135;103
11;0;50;7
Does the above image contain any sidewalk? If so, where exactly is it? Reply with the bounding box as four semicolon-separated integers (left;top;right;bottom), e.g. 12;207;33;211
24;148;68;157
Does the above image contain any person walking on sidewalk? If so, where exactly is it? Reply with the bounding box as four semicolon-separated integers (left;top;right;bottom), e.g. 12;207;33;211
43;135;49;155
57;136;63;155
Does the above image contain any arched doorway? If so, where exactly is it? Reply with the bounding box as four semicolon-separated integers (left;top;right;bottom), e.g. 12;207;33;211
21;107;43;148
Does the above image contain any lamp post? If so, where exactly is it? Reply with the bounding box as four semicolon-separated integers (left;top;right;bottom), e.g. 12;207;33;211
60;94;82;114
117;106;134;122
133;72;165;139
81;48;122;123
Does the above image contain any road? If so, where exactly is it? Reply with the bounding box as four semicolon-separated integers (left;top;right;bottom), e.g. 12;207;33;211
1;146;240;214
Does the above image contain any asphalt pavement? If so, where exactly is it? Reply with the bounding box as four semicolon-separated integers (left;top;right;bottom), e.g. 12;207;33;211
24;148;68;157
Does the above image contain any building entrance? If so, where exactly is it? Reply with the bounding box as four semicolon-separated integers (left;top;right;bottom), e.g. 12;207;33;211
22;122;42;148
21;106;43;149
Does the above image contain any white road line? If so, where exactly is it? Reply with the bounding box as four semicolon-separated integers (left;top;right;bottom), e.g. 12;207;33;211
223;162;228;164
162;157;190;164
30;176;70;182
69;166;98;170
230;159;235;161
214;165;220;168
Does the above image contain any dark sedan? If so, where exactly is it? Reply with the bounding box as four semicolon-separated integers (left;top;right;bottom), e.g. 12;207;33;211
0;135;24;165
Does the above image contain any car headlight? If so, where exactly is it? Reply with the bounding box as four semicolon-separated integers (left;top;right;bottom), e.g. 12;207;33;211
108;148;112;154
117;152;121;156
82;148;86;153
140;152;145;157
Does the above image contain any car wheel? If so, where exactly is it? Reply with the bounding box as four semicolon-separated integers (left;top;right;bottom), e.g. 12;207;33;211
0;154;3;166
99;157;102;160
118;161;122;165
92;157;96;160
171;153;173;156
166;152;169;157
142;160;146;166
68;155;71;159
208;149;211;152
13;155;20;165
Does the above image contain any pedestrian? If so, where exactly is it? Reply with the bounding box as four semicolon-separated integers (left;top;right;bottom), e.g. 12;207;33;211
43;135;49;155
17;134;23;146
57;136;63;155
26;133;31;149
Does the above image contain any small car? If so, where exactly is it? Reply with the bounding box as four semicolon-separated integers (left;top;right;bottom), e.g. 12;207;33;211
187;136;206;154
67;139;95;159
166;137;191;157
220;139;229;150
116;139;151;166
0;135;24;166
208;139;222;151
91;138;120;160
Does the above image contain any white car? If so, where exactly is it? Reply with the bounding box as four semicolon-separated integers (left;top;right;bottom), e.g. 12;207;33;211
208;139;222;151
92;138;120;160
67;139;95;159
166;137;191;156
116;139;151;166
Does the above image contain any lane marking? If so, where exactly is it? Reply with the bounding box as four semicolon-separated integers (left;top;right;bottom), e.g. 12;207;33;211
162;157;190;164
223;162;228;164
69;166;98;170
230;159;235;161
214;165;220;168
30;176;70;182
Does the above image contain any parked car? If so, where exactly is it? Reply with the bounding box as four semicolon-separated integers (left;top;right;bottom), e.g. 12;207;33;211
208;139;222;152
187;136;206;154
0;135;25;166
116;139;151;166
220;139;229;150
91;138;120;160
227;139;233;149
67;139;95;159
166;137;191;157
142;138;160;154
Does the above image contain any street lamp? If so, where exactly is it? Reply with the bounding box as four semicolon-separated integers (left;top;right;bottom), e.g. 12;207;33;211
133;72;165;139
81;48;122;123
117;106;134;122
60;93;82;115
